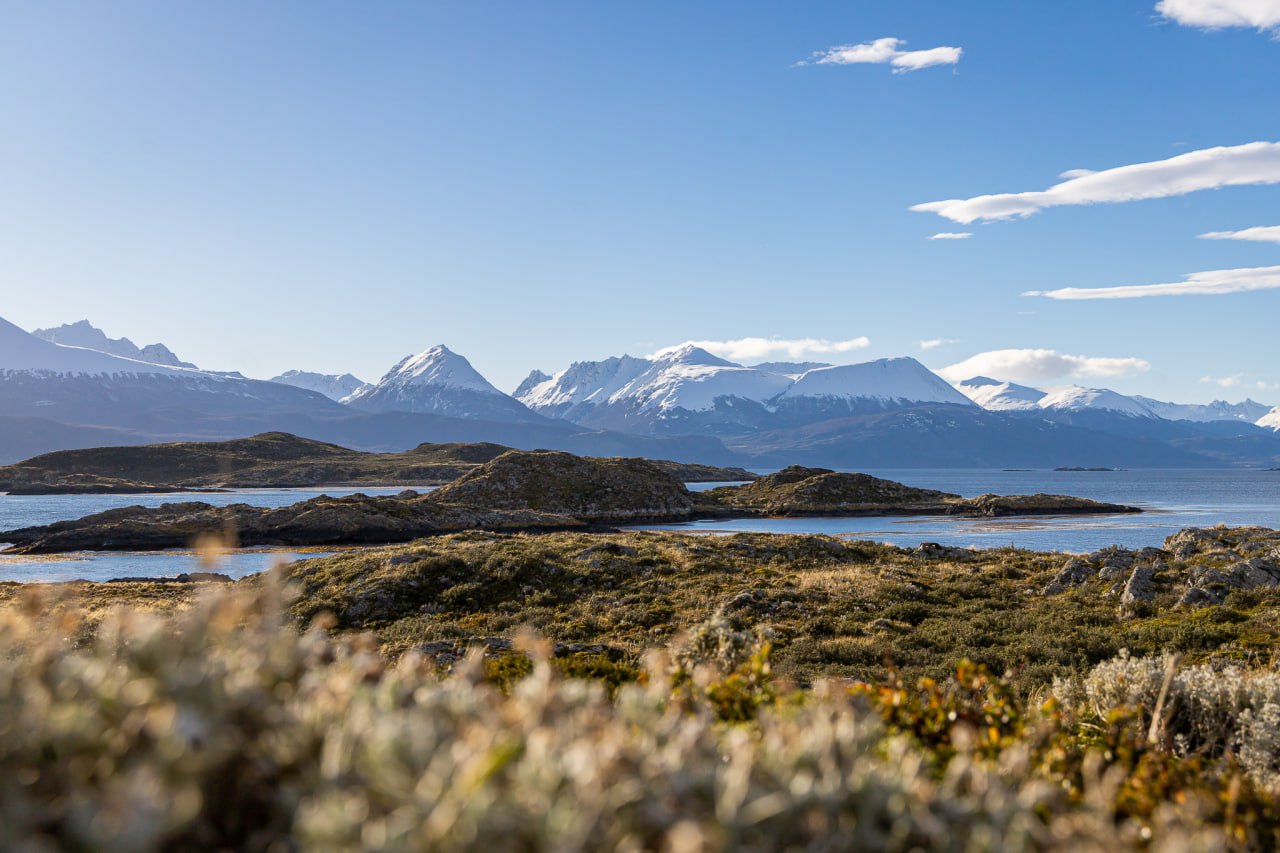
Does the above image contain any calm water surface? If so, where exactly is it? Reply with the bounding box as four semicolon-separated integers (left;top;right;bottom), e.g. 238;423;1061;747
647;469;1280;553
2;471;1278;581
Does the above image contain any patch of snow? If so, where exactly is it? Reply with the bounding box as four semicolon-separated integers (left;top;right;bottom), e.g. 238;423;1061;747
1258;407;1280;431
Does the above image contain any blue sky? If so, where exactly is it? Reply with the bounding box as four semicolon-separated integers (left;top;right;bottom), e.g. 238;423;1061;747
1;0;1278;402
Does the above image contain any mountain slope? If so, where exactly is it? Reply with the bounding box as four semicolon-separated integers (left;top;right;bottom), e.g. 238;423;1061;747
730;406;1219;469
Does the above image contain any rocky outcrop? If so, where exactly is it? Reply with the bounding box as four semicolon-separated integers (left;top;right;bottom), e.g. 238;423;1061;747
698;466;958;516
432;450;697;522
1039;526;1280;609
700;467;1135;520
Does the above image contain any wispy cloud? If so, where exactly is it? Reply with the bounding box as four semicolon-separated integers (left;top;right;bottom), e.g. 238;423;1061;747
1200;225;1280;244
1199;374;1244;388
928;232;973;240
1157;0;1280;32
938;348;1151;383
912;141;1280;224
1025;265;1280;300
801;38;962;73
655;337;872;362
918;338;960;350
1199;374;1279;392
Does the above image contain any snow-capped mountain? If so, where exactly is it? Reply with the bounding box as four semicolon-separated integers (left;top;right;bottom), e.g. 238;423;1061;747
1036;386;1158;418
0;315;344;442
513;370;551;399
32;320;196;368
345;345;545;422
518;349;972;435
778;358;973;407
957;374;1272;425
1259;407;1280;432
2;316;184;376
270;370;371;402
955;376;1047;411
1134;397;1273;424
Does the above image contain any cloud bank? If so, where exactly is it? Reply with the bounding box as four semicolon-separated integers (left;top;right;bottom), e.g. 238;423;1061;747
803;38;962;73
657;337;872;362
938;349;1151;383
1200;225;1280;244
912;141;1280;224
1025;265;1280;300
1157;0;1280;32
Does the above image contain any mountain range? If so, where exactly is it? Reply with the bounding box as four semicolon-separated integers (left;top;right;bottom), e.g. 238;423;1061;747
2;316;1278;469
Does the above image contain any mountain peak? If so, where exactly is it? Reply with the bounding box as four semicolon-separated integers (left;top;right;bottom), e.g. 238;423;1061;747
513;369;552;399
0;315;184;376
955;376;1047;411
651;344;737;368
780;357;975;406
344;344;545;423
1039;386;1156;418
383;345;501;394
31;320;195;368
269;370;371;402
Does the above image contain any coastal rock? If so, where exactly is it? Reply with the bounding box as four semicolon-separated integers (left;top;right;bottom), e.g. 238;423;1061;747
947;493;1138;518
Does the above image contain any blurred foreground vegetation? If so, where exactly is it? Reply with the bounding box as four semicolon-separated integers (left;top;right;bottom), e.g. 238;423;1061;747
2;571;1280;851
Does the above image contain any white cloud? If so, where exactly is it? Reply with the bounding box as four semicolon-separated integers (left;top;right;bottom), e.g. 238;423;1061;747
1025;265;1280;300
1200;225;1280;244
803;38;962;73
656;337;872;362
1200;374;1245;388
938;348;1151;383
912;141;1280;224
918;338;961;350
928;232;973;240
1157;0;1280;32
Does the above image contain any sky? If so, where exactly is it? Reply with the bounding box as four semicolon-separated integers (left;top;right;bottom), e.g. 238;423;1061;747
1;0;1278;403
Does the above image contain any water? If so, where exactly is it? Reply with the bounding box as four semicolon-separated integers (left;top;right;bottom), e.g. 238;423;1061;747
2;471;1278;581
0;486;425;584
0;549;332;584
642;469;1280;553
